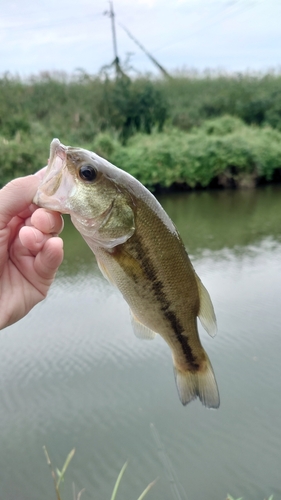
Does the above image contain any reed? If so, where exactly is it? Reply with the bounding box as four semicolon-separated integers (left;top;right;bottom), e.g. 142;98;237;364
1;71;281;190
43;446;274;500
43;447;156;500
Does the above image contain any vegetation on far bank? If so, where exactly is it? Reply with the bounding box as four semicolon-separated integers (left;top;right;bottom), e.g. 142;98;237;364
1;71;281;189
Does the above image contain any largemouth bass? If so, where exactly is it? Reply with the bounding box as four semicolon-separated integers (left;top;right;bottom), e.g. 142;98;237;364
34;138;220;408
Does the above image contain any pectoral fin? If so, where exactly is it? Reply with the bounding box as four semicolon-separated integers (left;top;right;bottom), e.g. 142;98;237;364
195;274;217;338
97;259;115;285
130;310;157;340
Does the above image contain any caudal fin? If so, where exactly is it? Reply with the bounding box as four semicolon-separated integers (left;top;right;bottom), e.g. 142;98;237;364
174;354;220;409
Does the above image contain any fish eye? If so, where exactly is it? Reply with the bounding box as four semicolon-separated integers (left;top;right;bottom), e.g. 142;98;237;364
79;165;97;182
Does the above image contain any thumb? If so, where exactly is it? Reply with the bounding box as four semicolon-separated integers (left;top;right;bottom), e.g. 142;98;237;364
0;176;39;230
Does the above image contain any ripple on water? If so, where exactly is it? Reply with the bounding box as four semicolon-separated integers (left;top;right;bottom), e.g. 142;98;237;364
0;231;281;499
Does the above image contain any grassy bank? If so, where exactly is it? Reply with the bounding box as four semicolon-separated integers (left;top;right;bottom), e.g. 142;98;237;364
96;116;281;190
1;115;281;190
1;72;281;189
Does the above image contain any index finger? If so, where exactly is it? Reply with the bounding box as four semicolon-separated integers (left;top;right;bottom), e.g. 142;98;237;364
0;175;40;230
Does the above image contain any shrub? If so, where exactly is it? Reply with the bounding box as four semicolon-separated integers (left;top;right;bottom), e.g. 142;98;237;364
107;118;281;190
0;135;49;187
99;77;169;143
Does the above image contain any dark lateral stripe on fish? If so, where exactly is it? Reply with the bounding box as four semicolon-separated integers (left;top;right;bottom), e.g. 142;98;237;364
132;236;200;372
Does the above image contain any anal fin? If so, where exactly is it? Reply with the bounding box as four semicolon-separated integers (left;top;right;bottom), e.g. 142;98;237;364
195;274;217;338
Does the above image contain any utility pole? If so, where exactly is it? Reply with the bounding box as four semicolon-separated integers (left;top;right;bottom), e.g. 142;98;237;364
104;1;124;78
110;3;118;62
120;24;172;79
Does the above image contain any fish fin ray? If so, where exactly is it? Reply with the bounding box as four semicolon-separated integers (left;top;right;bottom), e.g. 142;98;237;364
195;274;217;338
130;310;157;340
97;259;114;285
174;353;220;409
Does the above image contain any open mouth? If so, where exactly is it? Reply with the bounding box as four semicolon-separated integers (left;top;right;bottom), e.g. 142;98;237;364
33;139;71;211
49;138;66;163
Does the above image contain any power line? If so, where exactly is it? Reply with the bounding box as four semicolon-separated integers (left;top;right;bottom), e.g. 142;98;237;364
0;13;102;32
152;0;257;55
120;23;172;79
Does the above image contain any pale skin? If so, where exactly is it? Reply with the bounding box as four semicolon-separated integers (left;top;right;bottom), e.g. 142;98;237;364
0;173;64;330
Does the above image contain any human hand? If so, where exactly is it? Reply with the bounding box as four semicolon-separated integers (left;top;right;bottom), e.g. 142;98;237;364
0;174;64;330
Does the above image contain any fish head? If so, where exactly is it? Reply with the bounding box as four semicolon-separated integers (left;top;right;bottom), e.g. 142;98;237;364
34;138;135;248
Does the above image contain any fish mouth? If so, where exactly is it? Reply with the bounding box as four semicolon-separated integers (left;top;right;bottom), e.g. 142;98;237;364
33;139;72;212
44;138;67;196
49;138;65;164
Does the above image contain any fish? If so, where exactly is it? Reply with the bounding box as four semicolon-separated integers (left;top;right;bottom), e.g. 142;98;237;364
34;138;220;408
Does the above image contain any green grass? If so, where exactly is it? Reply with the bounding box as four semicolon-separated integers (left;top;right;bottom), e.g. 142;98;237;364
44;447;156;500
226;497;273;500
43;447;275;500
94;117;281;190
1;116;281;190
1;71;281;190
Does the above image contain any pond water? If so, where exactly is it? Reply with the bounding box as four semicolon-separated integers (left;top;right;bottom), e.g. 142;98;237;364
0;186;281;500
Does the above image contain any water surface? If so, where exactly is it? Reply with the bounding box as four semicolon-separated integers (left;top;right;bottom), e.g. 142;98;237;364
0;185;280;500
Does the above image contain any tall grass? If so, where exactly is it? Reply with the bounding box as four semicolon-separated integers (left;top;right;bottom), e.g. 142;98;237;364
43;447;156;500
43;446;274;500
108;117;281;190
1;71;281;189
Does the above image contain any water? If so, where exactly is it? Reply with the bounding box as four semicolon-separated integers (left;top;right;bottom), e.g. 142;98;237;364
0;186;281;500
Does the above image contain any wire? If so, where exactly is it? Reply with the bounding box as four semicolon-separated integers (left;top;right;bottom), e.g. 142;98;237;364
151;0;258;54
0;13;103;32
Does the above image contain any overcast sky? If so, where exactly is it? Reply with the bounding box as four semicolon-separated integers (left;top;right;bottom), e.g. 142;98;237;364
0;0;280;77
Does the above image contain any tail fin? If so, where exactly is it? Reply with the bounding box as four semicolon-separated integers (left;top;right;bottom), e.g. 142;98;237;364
174;354;220;409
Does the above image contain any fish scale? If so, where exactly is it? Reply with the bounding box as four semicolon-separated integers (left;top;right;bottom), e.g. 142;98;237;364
34;138;220;409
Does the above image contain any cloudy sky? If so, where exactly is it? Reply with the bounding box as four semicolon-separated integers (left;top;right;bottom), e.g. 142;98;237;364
0;0;280;77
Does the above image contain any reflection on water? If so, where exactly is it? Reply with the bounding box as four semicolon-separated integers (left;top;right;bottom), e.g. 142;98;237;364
159;186;281;254
0;186;281;500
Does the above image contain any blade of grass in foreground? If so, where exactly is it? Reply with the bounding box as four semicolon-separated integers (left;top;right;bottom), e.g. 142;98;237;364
43;446;62;500
43;446;75;500
56;448;75;488
137;478;158;500
110;462;128;500
43;447;273;500
110;461;156;500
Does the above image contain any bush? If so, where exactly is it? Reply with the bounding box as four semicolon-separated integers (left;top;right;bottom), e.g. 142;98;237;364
2;71;281;190
2;116;281;191
159;72;281;131
196;115;245;136
107;118;281;190
0;134;49;187
99;77;169;143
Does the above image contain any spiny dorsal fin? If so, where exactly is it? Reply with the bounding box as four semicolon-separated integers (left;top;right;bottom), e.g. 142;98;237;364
195;274;217;338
